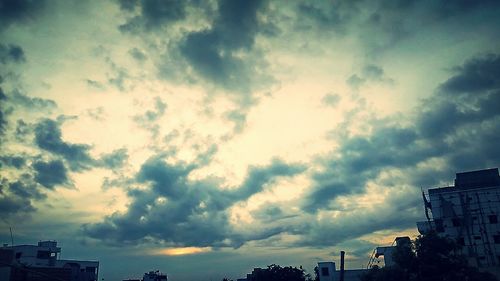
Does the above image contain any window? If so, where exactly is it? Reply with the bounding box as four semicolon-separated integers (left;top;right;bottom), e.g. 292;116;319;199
488;215;498;224
493;235;500;244
474;236;482;240
86;267;96;273
37;251;50;259
452;218;461;227
321;267;329;276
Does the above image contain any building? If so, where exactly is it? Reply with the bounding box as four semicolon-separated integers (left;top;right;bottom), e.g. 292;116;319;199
317;261;367;281
317;262;335;281
0;240;99;281
416;168;500;277
366;236;411;268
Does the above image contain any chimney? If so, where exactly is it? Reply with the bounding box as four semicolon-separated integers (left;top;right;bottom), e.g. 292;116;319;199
339;251;345;281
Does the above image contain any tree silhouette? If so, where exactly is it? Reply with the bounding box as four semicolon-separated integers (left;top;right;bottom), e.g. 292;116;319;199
247;264;312;281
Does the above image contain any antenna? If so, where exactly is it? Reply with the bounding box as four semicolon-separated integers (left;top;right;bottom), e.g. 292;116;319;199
10;227;14;246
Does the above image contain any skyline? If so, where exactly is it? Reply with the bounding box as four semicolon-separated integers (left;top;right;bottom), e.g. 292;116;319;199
1;0;500;280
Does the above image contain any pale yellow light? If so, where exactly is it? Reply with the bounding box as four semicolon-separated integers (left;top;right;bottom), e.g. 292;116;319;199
150;247;212;256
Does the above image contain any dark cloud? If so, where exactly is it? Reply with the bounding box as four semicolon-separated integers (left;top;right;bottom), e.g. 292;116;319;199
133;96;167;138
96;55;133;92
0;155;26;169
229;159;306;201
0;44;26;64
178;0;268;94
146;97;167;122
0;85;56;141
118;0;137;12
83;157;304;247
134;157;195;198
224;109;247;135
10;89;57;109
0;88;9;137
0;168;51;218
0;192;35;214
300;190;422;247
129;47;147;62
108;67;130;92
34;118;94;171
303;126;420;212
304;53;500;216
0;109;7;136
0;0;46;31
0;89;55;139
118;0;187;32
86;107;105;121
346;74;365;89
15;119;30;140
251;205;298;224
140;0;186;28
347;64;393;90
369;0;500;51
85;79;105;90
296;1;357;34
0;88;6;100
8;178;46;200
99;148;129;169
417;55;500;141
440;54;500;95
32;159;70;189
362;64;384;80
432;0;499;18
296;0;500;54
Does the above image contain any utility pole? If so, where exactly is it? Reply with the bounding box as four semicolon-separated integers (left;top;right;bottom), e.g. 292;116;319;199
10;227;14;246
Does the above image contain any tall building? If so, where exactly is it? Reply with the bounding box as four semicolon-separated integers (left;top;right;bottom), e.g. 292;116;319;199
417;168;500;277
0;240;99;281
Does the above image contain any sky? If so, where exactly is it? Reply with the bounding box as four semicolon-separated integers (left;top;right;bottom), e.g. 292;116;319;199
0;0;499;280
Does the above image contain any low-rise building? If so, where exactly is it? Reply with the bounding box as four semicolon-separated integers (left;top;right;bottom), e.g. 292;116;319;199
0;240;98;281
366;236;411;268
317;261;367;281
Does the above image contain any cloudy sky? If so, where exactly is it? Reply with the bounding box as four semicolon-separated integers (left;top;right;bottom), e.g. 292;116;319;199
1;0;499;280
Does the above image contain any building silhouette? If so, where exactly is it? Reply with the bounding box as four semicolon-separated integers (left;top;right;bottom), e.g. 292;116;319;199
0;240;98;281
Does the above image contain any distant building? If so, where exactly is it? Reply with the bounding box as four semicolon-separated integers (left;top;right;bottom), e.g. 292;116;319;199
0;240;98;281
416;168;500;277
123;270;167;281
366;236;411;268
317;261;367;281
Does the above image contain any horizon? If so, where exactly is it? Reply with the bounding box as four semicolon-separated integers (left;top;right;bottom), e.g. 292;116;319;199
1;0;500;280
